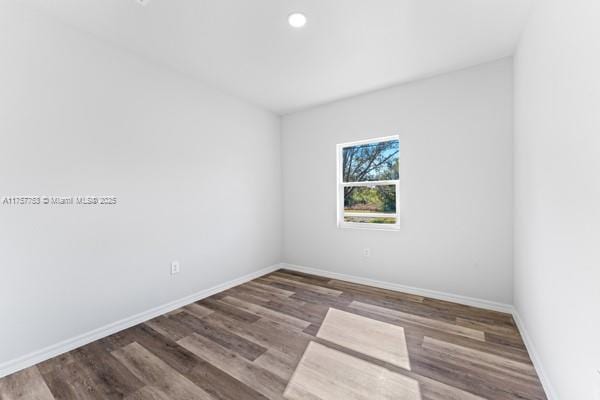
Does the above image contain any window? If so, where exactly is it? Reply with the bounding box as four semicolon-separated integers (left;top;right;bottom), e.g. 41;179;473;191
337;136;400;230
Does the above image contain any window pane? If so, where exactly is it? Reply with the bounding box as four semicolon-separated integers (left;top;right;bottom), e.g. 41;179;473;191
344;185;396;214
344;216;397;224
342;139;399;182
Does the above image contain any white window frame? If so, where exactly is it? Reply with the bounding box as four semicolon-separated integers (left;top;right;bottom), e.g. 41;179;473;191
336;135;400;231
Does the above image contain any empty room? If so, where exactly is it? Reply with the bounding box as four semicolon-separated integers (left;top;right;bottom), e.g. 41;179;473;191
0;0;598;399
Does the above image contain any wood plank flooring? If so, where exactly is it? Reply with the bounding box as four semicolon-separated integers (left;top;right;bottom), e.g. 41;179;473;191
0;269;547;400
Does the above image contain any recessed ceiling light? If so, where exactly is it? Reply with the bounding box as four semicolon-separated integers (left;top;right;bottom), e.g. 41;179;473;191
288;13;307;28
136;0;151;6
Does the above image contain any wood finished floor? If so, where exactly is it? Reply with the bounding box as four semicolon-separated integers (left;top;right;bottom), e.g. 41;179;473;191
0;270;547;400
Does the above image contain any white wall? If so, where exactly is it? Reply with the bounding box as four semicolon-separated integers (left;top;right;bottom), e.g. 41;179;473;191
282;59;514;304
514;0;600;399
0;2;281;367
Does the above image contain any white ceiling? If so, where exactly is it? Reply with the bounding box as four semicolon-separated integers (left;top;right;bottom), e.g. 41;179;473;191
23;0;531;114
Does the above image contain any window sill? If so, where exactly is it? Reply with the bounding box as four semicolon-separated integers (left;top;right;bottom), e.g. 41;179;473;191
338;222;401;232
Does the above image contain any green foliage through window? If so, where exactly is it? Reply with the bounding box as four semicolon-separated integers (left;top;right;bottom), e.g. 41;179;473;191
344;186;396;213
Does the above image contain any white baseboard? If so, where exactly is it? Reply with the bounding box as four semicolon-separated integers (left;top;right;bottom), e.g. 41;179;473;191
512;310;558;400
281;263;514;314
1;261;556;400
0;264;280;379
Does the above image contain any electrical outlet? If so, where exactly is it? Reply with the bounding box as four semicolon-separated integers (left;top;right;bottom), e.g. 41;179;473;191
363;248;371;257
171;261;180;275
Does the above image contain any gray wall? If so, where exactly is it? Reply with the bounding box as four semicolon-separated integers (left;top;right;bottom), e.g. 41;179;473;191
0;2;281;366
514;0;600;398
282;58;514;304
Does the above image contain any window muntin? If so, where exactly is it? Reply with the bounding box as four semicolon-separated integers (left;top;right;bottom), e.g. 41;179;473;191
337;136;400;230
